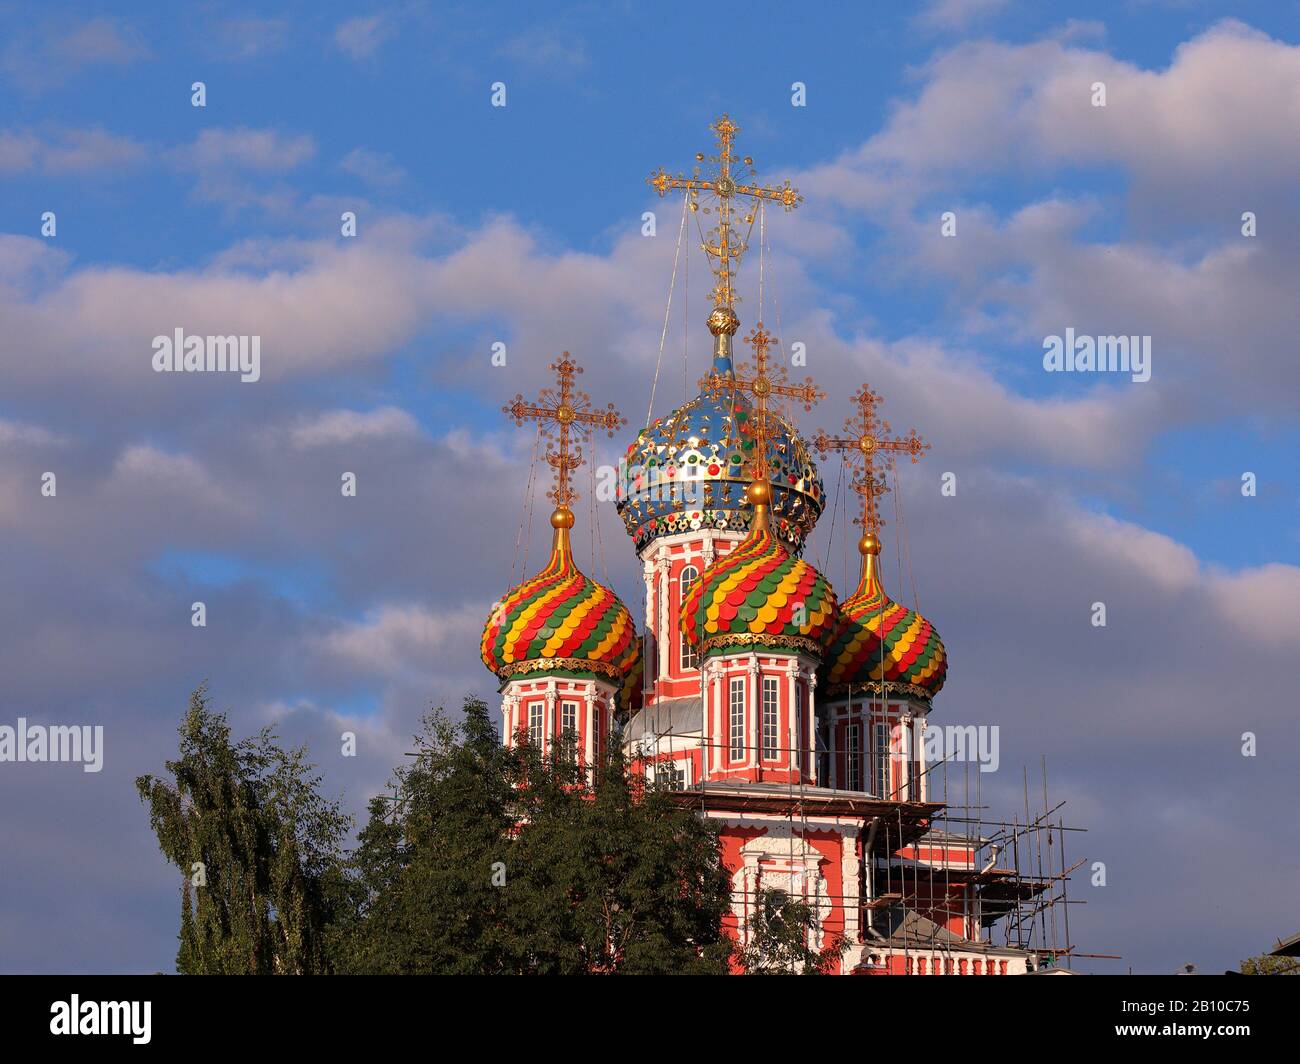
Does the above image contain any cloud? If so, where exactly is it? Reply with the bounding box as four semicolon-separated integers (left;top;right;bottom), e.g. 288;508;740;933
914;0;1011;33
334;15;392;61
207;17;290;60
339;147;407;187
0;128;146;176
805;21;1300;213
316;602;487;676
174;128;316;173
498;28;589;71
2;16;149;91
288;407;422;449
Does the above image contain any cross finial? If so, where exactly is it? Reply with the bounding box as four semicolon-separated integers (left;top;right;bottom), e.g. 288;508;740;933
648;115;802;334
812;384;928;538
700;323;822;489
503;353;626;511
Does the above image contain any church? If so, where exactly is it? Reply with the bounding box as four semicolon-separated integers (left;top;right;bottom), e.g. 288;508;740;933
480;117;1050;975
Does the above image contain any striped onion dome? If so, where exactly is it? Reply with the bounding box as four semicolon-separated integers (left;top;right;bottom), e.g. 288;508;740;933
823;533;947;702
481;507;640;684
680;479;838;658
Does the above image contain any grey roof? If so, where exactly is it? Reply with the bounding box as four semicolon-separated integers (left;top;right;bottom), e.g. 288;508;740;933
1270;930;1300;956
622;696;702;742
866;905;1024;956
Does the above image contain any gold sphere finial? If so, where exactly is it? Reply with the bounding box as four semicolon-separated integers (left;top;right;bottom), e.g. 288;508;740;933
707;305;740;337
550;506;575;530
859;532;881;556
747;479;773;506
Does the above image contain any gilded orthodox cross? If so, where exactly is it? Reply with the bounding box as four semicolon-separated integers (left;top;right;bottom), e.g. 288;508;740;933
700;323;822;483
504;354;625;508
812;385;928;534
649;115;802;318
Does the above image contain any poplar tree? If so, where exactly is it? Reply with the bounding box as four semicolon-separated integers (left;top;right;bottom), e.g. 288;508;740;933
135;684;350;974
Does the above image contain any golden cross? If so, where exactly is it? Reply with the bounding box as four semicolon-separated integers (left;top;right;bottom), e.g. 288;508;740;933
504;353;625;509
812;385;928;534
649;114;802;316
700;323;822;483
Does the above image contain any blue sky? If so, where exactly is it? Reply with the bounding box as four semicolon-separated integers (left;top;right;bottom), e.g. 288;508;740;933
0;1;1297;974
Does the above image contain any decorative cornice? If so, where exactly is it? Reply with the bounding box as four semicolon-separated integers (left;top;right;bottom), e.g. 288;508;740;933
497;658;625;683
702;633;823;658
823;679;934;704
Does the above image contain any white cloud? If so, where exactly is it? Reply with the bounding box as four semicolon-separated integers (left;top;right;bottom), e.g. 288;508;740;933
289;407;422;449
175;128;316;173
0;127;145;176
339;147;407;187
915;0;1011;33
316;602;486;675
334;15;392;61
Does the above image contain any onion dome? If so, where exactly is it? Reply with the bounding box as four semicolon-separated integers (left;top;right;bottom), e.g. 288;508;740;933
823;533;947;702
680;479;838;658
481;507;640;684
616;343;824;553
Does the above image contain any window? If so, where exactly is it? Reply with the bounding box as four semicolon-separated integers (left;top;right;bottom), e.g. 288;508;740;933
560;701;578;759
905;719;920;799
729;677;745;761
874;722;890;798
794;683;805;771
658;761;687;790
847;722;861;791
528;703;543;748
762;677;779;759
679;565;699;672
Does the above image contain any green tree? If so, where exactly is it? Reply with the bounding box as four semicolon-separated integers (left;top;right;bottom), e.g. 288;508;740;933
341;699;732;974
735;887;846;975
135;684;351;974
1240;953;1300;975
338;697;516;974
501;742;733;974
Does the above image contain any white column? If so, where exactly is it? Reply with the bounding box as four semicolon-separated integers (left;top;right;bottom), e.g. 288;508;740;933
655;546;670;680
544;681;557;752
786;659;798;774
711;662;723;777
840;826;860;946
641;556;655;637
746;654;759;769
584;690;596;773
503;691;519;748
806;668;818;783
900;711;913;800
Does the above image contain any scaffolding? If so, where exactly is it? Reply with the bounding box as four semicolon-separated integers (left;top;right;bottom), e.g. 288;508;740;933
626;713;1097;973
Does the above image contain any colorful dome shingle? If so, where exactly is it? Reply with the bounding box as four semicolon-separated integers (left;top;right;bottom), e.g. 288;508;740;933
823;541;947;702
615;385;824;553
680;494;837;658
481;518;639;684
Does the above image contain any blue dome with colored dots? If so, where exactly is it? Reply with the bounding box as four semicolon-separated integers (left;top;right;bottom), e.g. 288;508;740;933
615;366;824;554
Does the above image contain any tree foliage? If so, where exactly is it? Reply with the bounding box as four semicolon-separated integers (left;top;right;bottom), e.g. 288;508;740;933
1240;953;1300;975
735;887;846;975
141;687;735;974
135;684;351;974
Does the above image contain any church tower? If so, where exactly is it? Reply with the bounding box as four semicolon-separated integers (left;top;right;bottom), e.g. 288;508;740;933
480;116;1050;974
480;354;640;775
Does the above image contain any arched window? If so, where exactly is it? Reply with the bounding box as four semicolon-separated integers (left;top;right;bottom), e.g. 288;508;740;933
679;565;699;672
